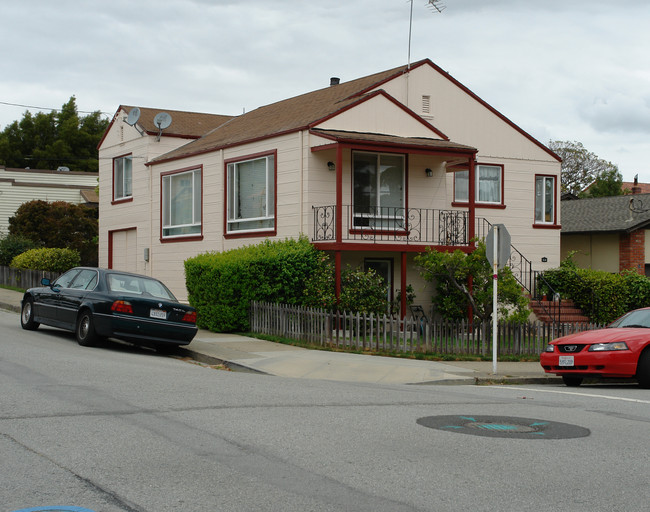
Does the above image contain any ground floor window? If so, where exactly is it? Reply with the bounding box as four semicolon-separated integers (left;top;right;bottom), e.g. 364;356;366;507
227;153;275;233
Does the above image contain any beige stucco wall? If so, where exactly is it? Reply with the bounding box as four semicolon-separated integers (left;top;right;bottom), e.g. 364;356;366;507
561;233;620;273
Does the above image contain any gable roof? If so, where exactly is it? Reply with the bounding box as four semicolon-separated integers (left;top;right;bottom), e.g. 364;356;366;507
147;58;559;165
561;194;650;234
97;106;234;149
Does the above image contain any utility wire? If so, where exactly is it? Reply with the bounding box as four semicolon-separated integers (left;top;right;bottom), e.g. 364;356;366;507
0;100;111;117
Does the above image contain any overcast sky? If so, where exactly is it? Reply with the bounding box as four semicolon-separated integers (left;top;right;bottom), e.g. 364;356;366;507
2;0;649;181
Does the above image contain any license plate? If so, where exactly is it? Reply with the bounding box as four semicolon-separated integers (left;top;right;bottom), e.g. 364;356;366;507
559;355;574;367
150;309;167;319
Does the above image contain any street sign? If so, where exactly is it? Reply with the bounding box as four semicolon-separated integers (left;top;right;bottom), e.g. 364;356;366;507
486;224;511;269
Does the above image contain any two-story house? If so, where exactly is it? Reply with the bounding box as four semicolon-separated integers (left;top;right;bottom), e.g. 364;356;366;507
98;59;562;315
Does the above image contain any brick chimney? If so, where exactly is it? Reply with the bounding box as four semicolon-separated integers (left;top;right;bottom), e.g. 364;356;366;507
632;173;642;194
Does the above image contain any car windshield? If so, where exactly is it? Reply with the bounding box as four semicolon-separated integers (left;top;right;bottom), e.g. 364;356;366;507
608;309;650;328
107;273;177;301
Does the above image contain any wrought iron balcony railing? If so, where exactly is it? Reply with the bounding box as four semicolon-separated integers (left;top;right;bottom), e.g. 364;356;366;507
312;205;479;246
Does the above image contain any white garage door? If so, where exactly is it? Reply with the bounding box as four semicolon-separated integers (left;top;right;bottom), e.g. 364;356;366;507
110;228;138;273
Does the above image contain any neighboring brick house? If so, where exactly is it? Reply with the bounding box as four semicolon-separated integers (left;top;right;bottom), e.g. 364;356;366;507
0;166;99;234
561;193;650;275
98;59;562;311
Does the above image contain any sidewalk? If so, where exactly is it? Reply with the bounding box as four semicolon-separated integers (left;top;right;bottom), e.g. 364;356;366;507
0;287;558;385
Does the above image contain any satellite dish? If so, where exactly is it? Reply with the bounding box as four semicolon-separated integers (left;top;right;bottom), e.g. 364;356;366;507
125;107;141;126
153;112;172;130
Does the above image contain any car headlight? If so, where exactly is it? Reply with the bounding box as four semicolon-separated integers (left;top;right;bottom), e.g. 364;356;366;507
588;342;629;352
544;344;555;353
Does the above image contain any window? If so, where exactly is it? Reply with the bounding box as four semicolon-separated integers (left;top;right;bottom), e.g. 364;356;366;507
162;168;202;238
69;269;98;290
454;165;502;204
227;154;275;233
535;175;555;224
113;156;132;201
353;151;405;228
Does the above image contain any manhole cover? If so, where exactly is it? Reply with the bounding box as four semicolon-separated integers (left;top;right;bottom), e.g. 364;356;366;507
417;415;590;439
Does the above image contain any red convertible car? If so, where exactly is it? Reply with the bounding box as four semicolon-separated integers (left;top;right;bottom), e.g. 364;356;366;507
540;307;650;388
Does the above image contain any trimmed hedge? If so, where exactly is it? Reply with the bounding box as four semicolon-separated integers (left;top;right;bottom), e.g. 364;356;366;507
10;247;80;273
541;265;650;324
0;234;38;266
185;237;321;332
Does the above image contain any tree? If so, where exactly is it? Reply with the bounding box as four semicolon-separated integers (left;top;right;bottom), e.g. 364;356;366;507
8;200;98;266
414;241;529;351
0;96;108;172
549;140;620;195
582;167;624;198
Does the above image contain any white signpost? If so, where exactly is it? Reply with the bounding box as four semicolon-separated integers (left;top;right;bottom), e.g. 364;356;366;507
485;224;511;375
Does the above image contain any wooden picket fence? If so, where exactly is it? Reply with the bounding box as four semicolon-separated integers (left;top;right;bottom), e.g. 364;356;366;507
250;301;601;356
0;265;60;290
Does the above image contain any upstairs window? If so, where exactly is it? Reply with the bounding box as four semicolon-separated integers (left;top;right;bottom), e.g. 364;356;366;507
454;164;503;204
162;168;202;238
535;175;555;224
113;155;132;201
353;151;405;229
227;153;275;233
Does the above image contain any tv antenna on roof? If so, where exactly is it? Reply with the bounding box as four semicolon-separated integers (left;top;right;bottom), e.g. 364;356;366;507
153;112;172;141
407;0;446;70
124;107;145;136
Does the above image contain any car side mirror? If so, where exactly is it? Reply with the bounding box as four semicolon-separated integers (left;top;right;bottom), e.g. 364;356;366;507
41;278;51;286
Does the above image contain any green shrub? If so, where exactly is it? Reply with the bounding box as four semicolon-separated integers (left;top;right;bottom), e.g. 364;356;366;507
303;257;389;315
0;233;38;266
10;247;80;273
539;255;650;324
185;237;322;332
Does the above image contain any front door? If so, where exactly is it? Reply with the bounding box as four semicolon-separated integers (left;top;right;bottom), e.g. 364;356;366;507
364;258;393;306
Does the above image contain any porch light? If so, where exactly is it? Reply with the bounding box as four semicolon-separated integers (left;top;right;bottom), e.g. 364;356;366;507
327;161;336;172
425;168;433;177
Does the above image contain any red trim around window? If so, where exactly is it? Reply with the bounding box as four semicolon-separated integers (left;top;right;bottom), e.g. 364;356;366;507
111;153;133;204
224;150;278;239
159;165;204;243
533;173;561;229
452;163;505;208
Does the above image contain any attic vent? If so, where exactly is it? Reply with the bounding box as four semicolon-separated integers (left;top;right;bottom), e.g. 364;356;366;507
422;95;431;114
330;77;340;86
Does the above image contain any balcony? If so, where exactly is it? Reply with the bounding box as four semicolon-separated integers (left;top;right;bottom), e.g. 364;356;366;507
312;205;489;246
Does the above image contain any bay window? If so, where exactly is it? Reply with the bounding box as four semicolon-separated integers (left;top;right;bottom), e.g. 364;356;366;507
454;164;503;204
162;168;202;238
227;153;275;233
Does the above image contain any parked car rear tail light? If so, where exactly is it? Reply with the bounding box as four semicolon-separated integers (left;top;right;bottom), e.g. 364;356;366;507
111;300;133;314
182;311;197;323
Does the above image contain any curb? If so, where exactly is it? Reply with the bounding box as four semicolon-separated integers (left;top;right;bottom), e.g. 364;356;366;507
0;301;20;314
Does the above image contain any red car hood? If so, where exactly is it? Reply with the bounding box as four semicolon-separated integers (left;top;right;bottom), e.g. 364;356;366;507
553;328;650;345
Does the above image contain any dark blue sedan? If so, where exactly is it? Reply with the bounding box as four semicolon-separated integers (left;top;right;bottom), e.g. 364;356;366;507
20;267;197;350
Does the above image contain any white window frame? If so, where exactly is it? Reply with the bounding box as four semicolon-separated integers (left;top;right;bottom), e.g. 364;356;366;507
113;156;132;201
535;175;555;224
162;168;202;238
454;165;503;204
227;153;275;234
